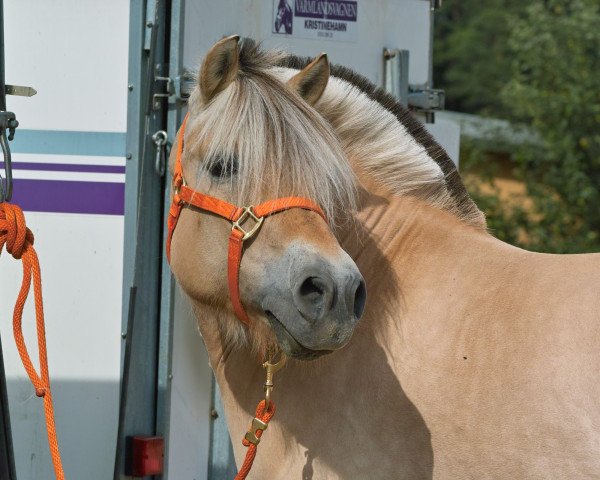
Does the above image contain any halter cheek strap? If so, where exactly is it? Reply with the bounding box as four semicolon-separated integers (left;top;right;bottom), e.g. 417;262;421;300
166;113;327;324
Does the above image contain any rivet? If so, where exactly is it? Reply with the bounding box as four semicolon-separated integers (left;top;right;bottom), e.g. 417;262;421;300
128;84;134;91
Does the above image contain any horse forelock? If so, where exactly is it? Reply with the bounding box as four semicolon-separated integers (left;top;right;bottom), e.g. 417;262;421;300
278;54;486;229
185;41;357;227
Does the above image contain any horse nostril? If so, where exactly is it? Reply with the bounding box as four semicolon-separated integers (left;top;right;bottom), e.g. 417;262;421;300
300;276;325;298
294;276;334;322
353;279;366;319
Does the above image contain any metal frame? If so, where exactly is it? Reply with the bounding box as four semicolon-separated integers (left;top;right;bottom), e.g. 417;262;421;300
0;0;5;112
154;0;183;476
0;0;17;477
155;3;238;476
115;2;234;477
114;1;169;478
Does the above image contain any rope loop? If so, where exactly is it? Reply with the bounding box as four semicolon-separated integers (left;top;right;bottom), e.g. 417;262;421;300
0;202;65;479
0;203;34;259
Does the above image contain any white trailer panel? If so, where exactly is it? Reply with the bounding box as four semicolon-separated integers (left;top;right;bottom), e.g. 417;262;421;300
0;1;129;478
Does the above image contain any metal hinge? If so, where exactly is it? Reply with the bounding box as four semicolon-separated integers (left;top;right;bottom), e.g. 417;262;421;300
152;69;195;110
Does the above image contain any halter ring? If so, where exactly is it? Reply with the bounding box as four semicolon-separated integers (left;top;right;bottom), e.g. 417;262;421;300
232;206;264;241
173;176;187;197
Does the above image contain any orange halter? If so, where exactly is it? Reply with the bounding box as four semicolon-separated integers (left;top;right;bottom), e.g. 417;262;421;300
166;113;327;324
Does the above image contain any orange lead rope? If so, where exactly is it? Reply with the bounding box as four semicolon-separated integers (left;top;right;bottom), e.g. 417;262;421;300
0;203;65;479
235;400;276;480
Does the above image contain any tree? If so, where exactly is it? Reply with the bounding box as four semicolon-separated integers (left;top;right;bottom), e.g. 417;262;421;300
434;0;600;253
433;0;525;116
499;0;600;253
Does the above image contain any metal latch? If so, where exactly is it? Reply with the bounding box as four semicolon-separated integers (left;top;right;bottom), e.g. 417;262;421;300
0;111;18;202
1;84;37;202
173;74;195;102
408;89;445;111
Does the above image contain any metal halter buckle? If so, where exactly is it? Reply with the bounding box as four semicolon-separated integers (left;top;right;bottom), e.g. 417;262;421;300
232;206;264;241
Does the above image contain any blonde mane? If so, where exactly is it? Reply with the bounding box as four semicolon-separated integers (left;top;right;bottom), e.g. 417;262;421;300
185;42;357;226
277;55;486;228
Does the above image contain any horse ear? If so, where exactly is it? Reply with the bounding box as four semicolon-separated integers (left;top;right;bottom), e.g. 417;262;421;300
287;53;330;105
199;35;240;103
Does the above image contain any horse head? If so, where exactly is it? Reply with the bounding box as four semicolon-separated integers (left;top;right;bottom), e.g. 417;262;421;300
169;36;366;360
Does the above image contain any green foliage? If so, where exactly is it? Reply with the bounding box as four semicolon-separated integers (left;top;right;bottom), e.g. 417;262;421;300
501;0;600;252
433;0;525;116
435;0;600;253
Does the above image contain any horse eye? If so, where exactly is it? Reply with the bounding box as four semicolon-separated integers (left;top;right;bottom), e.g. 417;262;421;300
208;154;238;178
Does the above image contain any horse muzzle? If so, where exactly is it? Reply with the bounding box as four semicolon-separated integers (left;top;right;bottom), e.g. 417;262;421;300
260;242;366;359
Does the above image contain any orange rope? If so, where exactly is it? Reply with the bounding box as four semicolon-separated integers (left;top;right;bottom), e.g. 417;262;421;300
235;400;276;480
0;203;65;479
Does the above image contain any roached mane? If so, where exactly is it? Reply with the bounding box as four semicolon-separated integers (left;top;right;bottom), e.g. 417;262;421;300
277;54;486;228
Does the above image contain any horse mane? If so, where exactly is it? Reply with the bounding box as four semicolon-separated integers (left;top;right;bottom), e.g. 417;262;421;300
185;40;485;354
277;54;486;228
185;40;357;226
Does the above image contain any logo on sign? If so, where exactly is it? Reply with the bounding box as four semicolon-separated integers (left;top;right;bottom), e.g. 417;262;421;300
272;0;359;41
273;0;294;34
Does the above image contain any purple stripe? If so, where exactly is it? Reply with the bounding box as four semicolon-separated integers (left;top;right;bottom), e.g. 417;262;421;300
1;161;125;174
11;179;124;215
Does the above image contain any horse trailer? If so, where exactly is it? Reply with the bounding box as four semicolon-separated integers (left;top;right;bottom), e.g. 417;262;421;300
0;1;457;478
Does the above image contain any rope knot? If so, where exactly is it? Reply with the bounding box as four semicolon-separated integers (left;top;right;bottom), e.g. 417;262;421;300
0;203;34;259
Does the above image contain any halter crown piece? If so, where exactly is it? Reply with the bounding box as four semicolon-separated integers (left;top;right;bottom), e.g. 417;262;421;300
166;113;327;324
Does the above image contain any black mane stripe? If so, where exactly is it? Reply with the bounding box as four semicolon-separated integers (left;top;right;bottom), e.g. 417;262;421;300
278;54;482;224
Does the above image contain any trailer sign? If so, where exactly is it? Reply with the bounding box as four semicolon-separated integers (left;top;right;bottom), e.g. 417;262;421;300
272;0;359;42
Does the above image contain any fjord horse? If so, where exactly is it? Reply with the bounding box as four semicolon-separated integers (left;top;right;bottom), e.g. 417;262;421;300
169;36;600;479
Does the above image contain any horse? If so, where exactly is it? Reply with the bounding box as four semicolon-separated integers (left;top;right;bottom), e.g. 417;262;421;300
168;36;600;479
274;0;293;35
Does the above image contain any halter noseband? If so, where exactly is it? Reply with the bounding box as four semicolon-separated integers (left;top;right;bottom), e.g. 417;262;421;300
166;113;327;324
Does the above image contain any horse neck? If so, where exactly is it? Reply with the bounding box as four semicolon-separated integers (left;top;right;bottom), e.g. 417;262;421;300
197;191;529;475
341;190;527;362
